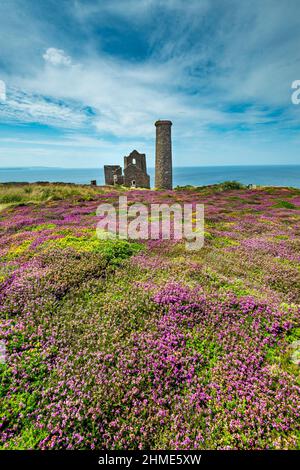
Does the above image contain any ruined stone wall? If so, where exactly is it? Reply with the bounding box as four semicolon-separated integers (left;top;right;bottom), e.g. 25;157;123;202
104;165;123;185
124;150;147;173
124;165;150;188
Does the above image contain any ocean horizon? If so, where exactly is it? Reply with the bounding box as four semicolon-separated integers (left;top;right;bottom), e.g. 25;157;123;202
0;164;300;188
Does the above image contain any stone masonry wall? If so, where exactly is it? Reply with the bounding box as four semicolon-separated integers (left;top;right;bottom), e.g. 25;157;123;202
155;120;172;190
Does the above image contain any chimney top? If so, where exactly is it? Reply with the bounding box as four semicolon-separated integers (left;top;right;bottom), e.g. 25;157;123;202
155;120;172;127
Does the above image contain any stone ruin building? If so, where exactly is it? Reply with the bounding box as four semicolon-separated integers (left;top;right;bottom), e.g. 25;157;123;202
104;120;172;189
104;150;150;189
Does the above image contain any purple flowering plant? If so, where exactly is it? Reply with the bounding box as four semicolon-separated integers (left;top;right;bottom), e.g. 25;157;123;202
0;183;299;449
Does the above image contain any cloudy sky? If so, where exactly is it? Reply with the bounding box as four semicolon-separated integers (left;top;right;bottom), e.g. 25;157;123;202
0;0;299;168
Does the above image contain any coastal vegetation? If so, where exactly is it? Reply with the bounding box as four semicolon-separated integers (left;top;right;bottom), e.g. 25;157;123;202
0;183;106;206
0;183;299;449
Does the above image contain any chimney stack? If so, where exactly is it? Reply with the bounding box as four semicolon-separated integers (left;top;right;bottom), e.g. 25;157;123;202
155;120;173;190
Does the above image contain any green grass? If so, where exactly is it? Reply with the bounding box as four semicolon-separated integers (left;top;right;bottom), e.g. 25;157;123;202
0;203;14;212
273;200;298;210
265;327;300;382
213;236;240;247
41;235;143;265
175;181;246;192
0;343;49;450
0;184;107;205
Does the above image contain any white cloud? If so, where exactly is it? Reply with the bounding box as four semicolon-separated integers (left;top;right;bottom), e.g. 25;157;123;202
0;86;89;129
0;80;6;101
0;0;300;166
43;48;72;67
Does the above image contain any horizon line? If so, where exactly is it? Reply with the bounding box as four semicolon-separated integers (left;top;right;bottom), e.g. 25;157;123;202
1;164;300;170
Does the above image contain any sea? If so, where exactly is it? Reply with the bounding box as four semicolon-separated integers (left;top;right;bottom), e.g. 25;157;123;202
0;165;300;188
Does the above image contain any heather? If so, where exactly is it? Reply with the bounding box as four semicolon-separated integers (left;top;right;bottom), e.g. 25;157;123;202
0;184;299;449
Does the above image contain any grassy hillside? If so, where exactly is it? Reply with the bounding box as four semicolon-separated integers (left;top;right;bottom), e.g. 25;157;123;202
0;184;299;449
0;183;108;206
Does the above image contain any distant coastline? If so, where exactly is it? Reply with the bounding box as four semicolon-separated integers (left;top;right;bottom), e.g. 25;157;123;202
0;165;300;188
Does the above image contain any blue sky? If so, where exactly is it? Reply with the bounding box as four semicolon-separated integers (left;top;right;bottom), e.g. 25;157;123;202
0;0;299;168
